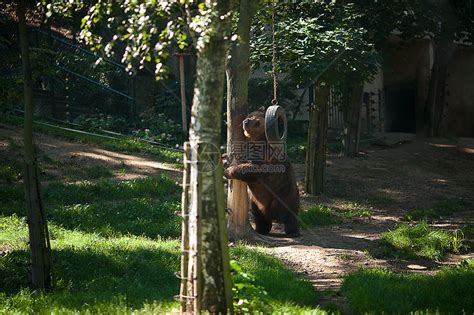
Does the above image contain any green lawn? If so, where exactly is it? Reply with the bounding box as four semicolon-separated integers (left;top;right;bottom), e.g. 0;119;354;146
0;122;322;313
300;201;373;229
342;261;474;314
4;116;472;314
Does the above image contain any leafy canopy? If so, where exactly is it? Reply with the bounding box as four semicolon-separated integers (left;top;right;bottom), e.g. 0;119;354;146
41;1;235;79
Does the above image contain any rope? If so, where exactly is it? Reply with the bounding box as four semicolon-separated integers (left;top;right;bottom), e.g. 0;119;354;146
271;0;278;105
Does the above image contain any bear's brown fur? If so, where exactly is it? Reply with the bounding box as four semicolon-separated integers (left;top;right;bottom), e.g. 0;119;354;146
224;107;300;237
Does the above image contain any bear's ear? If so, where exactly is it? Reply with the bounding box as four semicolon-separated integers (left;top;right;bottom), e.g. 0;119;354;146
257;106;266;113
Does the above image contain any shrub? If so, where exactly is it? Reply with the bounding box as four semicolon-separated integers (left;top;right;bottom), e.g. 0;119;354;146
230;260;270;313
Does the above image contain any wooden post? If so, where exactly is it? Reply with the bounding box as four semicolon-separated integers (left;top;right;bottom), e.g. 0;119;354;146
179;54;188;132
180;142;191;313
186;142;201;313
65;74;70;122
18;0;52;290
305;82;330;195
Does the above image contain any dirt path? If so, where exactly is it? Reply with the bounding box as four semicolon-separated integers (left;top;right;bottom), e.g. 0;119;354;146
2;124;473;311
264;138;474;310
0;123;181;181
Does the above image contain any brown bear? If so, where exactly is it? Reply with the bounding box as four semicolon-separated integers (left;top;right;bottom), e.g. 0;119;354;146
224;106;300;237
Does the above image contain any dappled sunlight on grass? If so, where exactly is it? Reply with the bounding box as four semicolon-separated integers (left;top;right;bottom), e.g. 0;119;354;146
0;169;320;313
378;221;468;260
342;261;474;314
231;245;316;308
0;214;181;313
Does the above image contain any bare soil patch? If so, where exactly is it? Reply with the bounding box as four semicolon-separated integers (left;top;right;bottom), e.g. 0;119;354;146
0;123;181;182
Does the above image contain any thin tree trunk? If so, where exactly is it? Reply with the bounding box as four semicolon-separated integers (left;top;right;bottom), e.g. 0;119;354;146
431;61;450;136
226;0;258;240
184;0;234;313
420;63;438;137
18;0;52;291
343;82;364;157
424;0;457;137
305;82;330;195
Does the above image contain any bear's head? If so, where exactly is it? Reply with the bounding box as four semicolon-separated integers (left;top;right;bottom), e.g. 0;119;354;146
243;106;266;141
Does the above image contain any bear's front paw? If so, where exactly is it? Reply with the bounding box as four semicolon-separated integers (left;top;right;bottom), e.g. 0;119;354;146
223;167;233;179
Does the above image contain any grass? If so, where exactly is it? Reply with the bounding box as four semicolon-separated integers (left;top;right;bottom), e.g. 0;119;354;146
299;201;373;229
0;138;23;183
342;260;474;314
403;198;473;222
230;245;319;311
0;135;320;314
300;204;338;227
0;210;320;313
378;221;468;260
45;159;114;181
337;201;373;219
0;215;182;313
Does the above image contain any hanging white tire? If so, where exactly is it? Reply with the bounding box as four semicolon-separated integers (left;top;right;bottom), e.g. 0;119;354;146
265;105;287;142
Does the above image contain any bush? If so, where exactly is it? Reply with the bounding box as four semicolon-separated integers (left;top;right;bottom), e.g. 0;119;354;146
73;109;183;146
135;107;183;144
230;260;270;313
73;114;128;133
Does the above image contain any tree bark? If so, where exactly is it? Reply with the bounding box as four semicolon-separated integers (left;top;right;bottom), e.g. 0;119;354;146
226;0;258;240
430;52;452;136
18;0;52;291
184;0;234;313
424;0;457;137
305;82;330;195
343;82;364;157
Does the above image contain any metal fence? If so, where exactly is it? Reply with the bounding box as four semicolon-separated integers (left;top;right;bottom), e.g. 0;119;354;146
328;86;345;130
1;25;184;126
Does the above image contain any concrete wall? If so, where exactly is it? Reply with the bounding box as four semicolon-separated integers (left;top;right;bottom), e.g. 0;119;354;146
443;46;474;137
379;38;474;137
382;38;433;135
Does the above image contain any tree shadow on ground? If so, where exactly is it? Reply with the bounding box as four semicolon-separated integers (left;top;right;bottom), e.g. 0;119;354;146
341;262;474;314
0;246;180;311
231;245;316;307
0;176;182;239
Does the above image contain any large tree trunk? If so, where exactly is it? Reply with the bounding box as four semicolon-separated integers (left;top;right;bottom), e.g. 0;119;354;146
343;82;364;157
226;0;258;240
305;82;330;195
183;0;233;313
18;0;53;291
